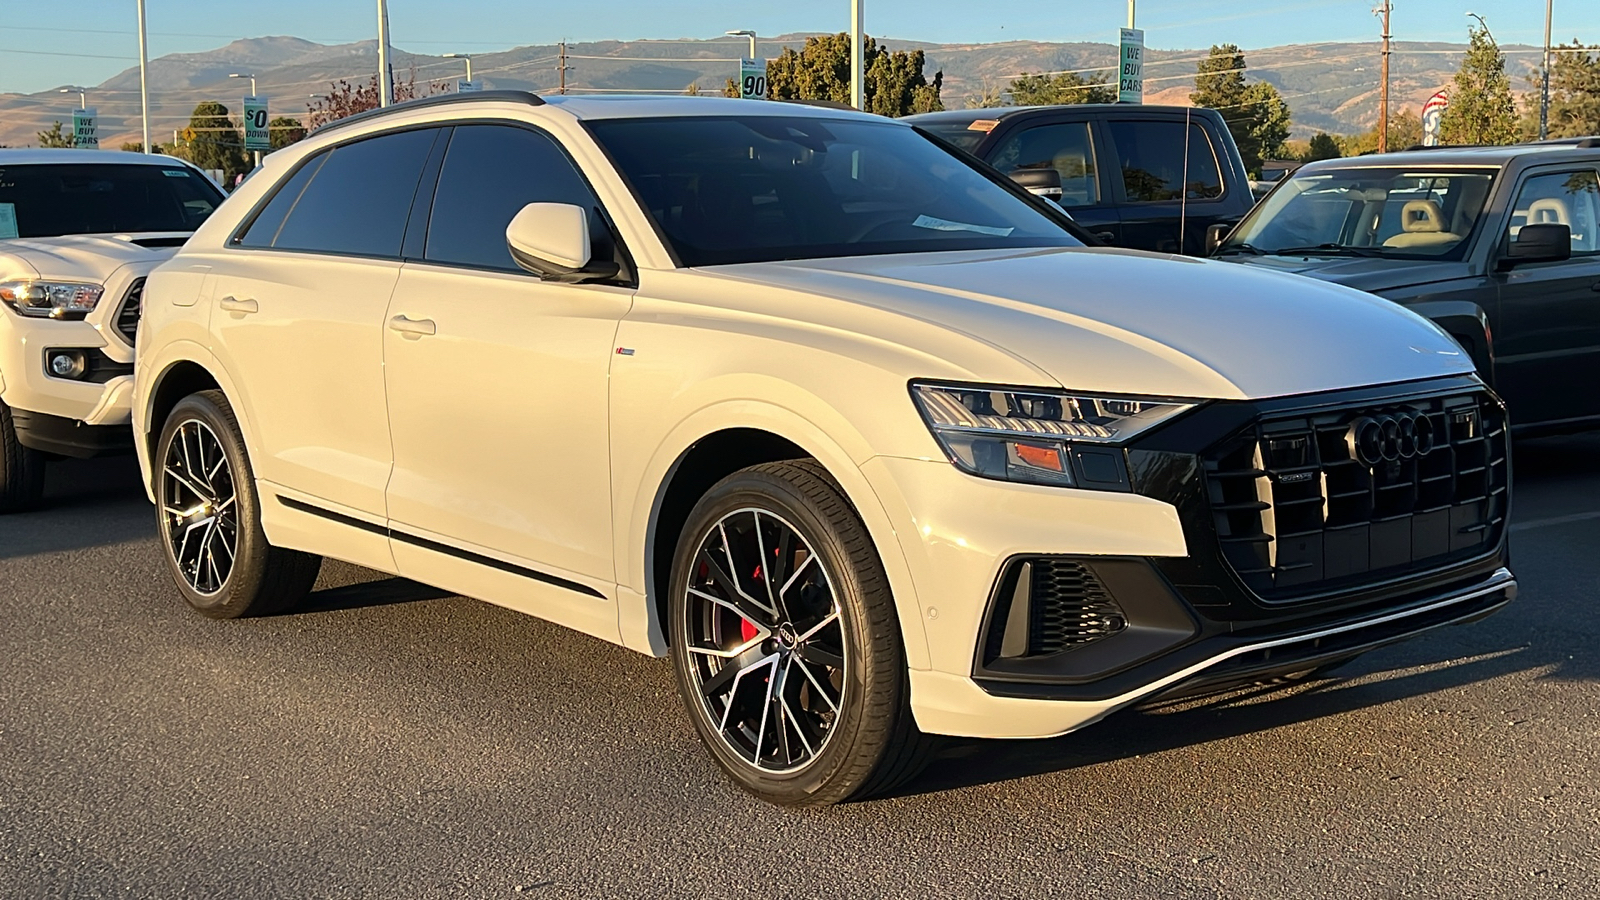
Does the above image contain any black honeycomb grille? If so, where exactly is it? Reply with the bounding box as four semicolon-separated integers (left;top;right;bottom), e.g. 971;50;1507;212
114;278;145;345
1205;390;1508;601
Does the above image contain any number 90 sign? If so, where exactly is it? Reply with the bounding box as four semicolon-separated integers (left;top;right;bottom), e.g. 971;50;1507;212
739;60;766;100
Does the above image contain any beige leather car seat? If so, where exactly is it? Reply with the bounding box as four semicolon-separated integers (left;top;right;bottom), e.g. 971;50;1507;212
1383;199;1461;248
1526;197;1571;226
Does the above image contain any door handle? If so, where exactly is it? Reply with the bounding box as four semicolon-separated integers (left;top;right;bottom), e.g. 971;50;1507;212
388;315;437;338
1092;231;1116;245
217;296;258;314
1590;280;1600;292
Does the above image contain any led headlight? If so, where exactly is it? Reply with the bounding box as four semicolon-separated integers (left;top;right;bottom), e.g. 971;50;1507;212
911;383;1196;488
0;280;105;319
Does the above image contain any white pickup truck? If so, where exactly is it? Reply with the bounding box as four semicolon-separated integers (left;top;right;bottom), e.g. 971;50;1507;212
0;149;224;510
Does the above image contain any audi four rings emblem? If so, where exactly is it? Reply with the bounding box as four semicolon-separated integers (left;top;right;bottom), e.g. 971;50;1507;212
1347;412;1435;465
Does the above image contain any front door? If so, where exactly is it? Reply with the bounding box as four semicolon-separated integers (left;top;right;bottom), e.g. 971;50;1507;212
382;123;632;635
1494;167;1600;428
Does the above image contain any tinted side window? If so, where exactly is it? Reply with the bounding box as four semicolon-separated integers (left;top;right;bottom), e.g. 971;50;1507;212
237;153;327;248
269;128;439;258
425;124;603;271
1108;120;1223;203
987;121;1099;207
1509;169;1600;255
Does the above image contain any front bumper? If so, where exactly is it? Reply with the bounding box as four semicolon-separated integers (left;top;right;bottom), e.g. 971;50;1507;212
0;282;139;448
866;375;1514;739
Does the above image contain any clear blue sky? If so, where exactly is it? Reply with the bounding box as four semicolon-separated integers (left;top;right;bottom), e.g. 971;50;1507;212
3;0;1595;95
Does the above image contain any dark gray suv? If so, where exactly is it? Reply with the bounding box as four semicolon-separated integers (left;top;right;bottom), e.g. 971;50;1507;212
1215;140;1600;436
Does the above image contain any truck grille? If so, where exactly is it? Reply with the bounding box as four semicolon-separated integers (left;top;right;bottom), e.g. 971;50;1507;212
114;278;145;345
1205;390;1508;601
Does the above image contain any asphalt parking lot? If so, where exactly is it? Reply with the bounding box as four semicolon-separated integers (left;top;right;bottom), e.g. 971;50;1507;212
2;437;1598;899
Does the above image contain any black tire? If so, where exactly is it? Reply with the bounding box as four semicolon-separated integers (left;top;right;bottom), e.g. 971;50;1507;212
667;460;935;806
155;390;321;618
0;398;46;514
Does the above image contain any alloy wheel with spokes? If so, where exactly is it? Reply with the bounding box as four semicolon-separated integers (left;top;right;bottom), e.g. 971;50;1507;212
161;419;239;596
154;390;321;619
683;508;848;774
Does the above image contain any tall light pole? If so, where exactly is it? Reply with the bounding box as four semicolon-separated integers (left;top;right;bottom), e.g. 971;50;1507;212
59;86;89;109
229;72;257;95
376;0;394;107
1466;11;1491;38
1127;0;1135;28
1375;0;1391;153
444;53;473;82
849;0;864;110
1539;0;1553;140
724;30;757;60
137;0;151;153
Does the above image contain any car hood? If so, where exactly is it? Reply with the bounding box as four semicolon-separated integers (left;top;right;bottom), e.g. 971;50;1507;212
1216;253;1470;295
0;233;187;281
710;247;1474;401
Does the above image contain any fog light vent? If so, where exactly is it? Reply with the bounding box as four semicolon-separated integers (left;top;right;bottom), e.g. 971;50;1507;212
988;558;1127;661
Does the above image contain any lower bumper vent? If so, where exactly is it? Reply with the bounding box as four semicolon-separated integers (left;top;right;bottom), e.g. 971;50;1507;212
985;558;1127;662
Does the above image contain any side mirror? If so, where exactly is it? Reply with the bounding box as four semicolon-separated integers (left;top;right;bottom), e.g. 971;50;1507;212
506;202;619;282
1009;167;1063;201
1206;222;1232;256
1501;223;1571;269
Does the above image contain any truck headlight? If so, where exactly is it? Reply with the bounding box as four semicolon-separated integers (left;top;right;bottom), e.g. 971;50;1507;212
0;280;106;319
911;382;1196;488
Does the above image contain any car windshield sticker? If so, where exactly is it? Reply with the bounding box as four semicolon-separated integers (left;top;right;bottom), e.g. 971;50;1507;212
911;214;1014;237
161;169;189;177
0;203;17;239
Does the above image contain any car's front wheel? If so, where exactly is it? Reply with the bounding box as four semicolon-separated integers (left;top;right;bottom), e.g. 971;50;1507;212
155;390;321;618
668;460;933;806
0;398;46;513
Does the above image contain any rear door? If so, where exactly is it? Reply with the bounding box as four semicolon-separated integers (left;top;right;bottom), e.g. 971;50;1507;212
1102;114;1230;254
980;114;1120;245
212;127;442;538
1493;164;1600;428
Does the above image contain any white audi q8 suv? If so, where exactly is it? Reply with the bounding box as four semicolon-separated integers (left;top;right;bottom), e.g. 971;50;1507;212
133;92;1515;806
0;149;224;510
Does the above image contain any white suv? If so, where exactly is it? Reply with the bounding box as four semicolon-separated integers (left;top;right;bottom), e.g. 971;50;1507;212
0;149;223;510
133;92;1516;806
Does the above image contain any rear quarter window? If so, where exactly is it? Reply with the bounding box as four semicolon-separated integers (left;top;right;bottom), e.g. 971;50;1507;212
1106;119;1224;202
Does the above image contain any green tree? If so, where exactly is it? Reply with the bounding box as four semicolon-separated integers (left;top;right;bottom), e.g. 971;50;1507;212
180;101;249;183
267;116;306;150
1338;108;1423;155
1302;132;1342;162
964;81;1005;109
1539;41;1600;139
120;141;171;154
1439;23;1516;145
1190;44;1293;175
763;33;942;116
1007;71;1117;105
36;121;75;148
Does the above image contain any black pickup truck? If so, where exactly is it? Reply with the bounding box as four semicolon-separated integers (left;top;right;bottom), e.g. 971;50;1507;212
1214;141;1600;436
908;104;1256;255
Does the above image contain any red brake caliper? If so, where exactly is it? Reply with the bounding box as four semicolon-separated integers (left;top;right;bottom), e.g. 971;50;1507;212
741;563;763;642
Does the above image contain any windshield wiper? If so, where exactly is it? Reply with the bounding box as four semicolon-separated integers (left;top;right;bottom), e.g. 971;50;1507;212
1215;242;1266;256
1270;243;1384;258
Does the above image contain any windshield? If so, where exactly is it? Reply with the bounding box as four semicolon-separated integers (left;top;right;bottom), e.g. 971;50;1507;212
0;162;224;239
1221;167;1497;260
586;115;1080;267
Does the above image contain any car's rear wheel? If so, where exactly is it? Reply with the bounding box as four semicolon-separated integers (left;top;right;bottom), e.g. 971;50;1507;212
668;460;933;806
0;399;46;513
155;390;321;618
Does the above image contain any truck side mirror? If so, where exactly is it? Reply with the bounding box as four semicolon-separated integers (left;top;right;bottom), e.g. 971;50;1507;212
1206;223;1232;256
1500;223;1571;270
1009;167;1063;201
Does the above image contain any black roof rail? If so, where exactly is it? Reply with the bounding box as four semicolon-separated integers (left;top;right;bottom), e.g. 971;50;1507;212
308;90;545;137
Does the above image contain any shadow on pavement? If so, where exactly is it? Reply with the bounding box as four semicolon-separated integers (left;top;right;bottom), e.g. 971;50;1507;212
298;576;455;613
0;455;152;560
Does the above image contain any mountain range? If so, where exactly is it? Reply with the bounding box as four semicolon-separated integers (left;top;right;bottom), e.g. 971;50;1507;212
0;34;1548;150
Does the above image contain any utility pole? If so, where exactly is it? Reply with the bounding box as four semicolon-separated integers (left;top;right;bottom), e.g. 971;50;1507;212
558;42;570;94
1539;0;1553;140
376;0;394;107
1376;0;1392;153
137;0;151;153
849;0;864;110
1128;0;1135;28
